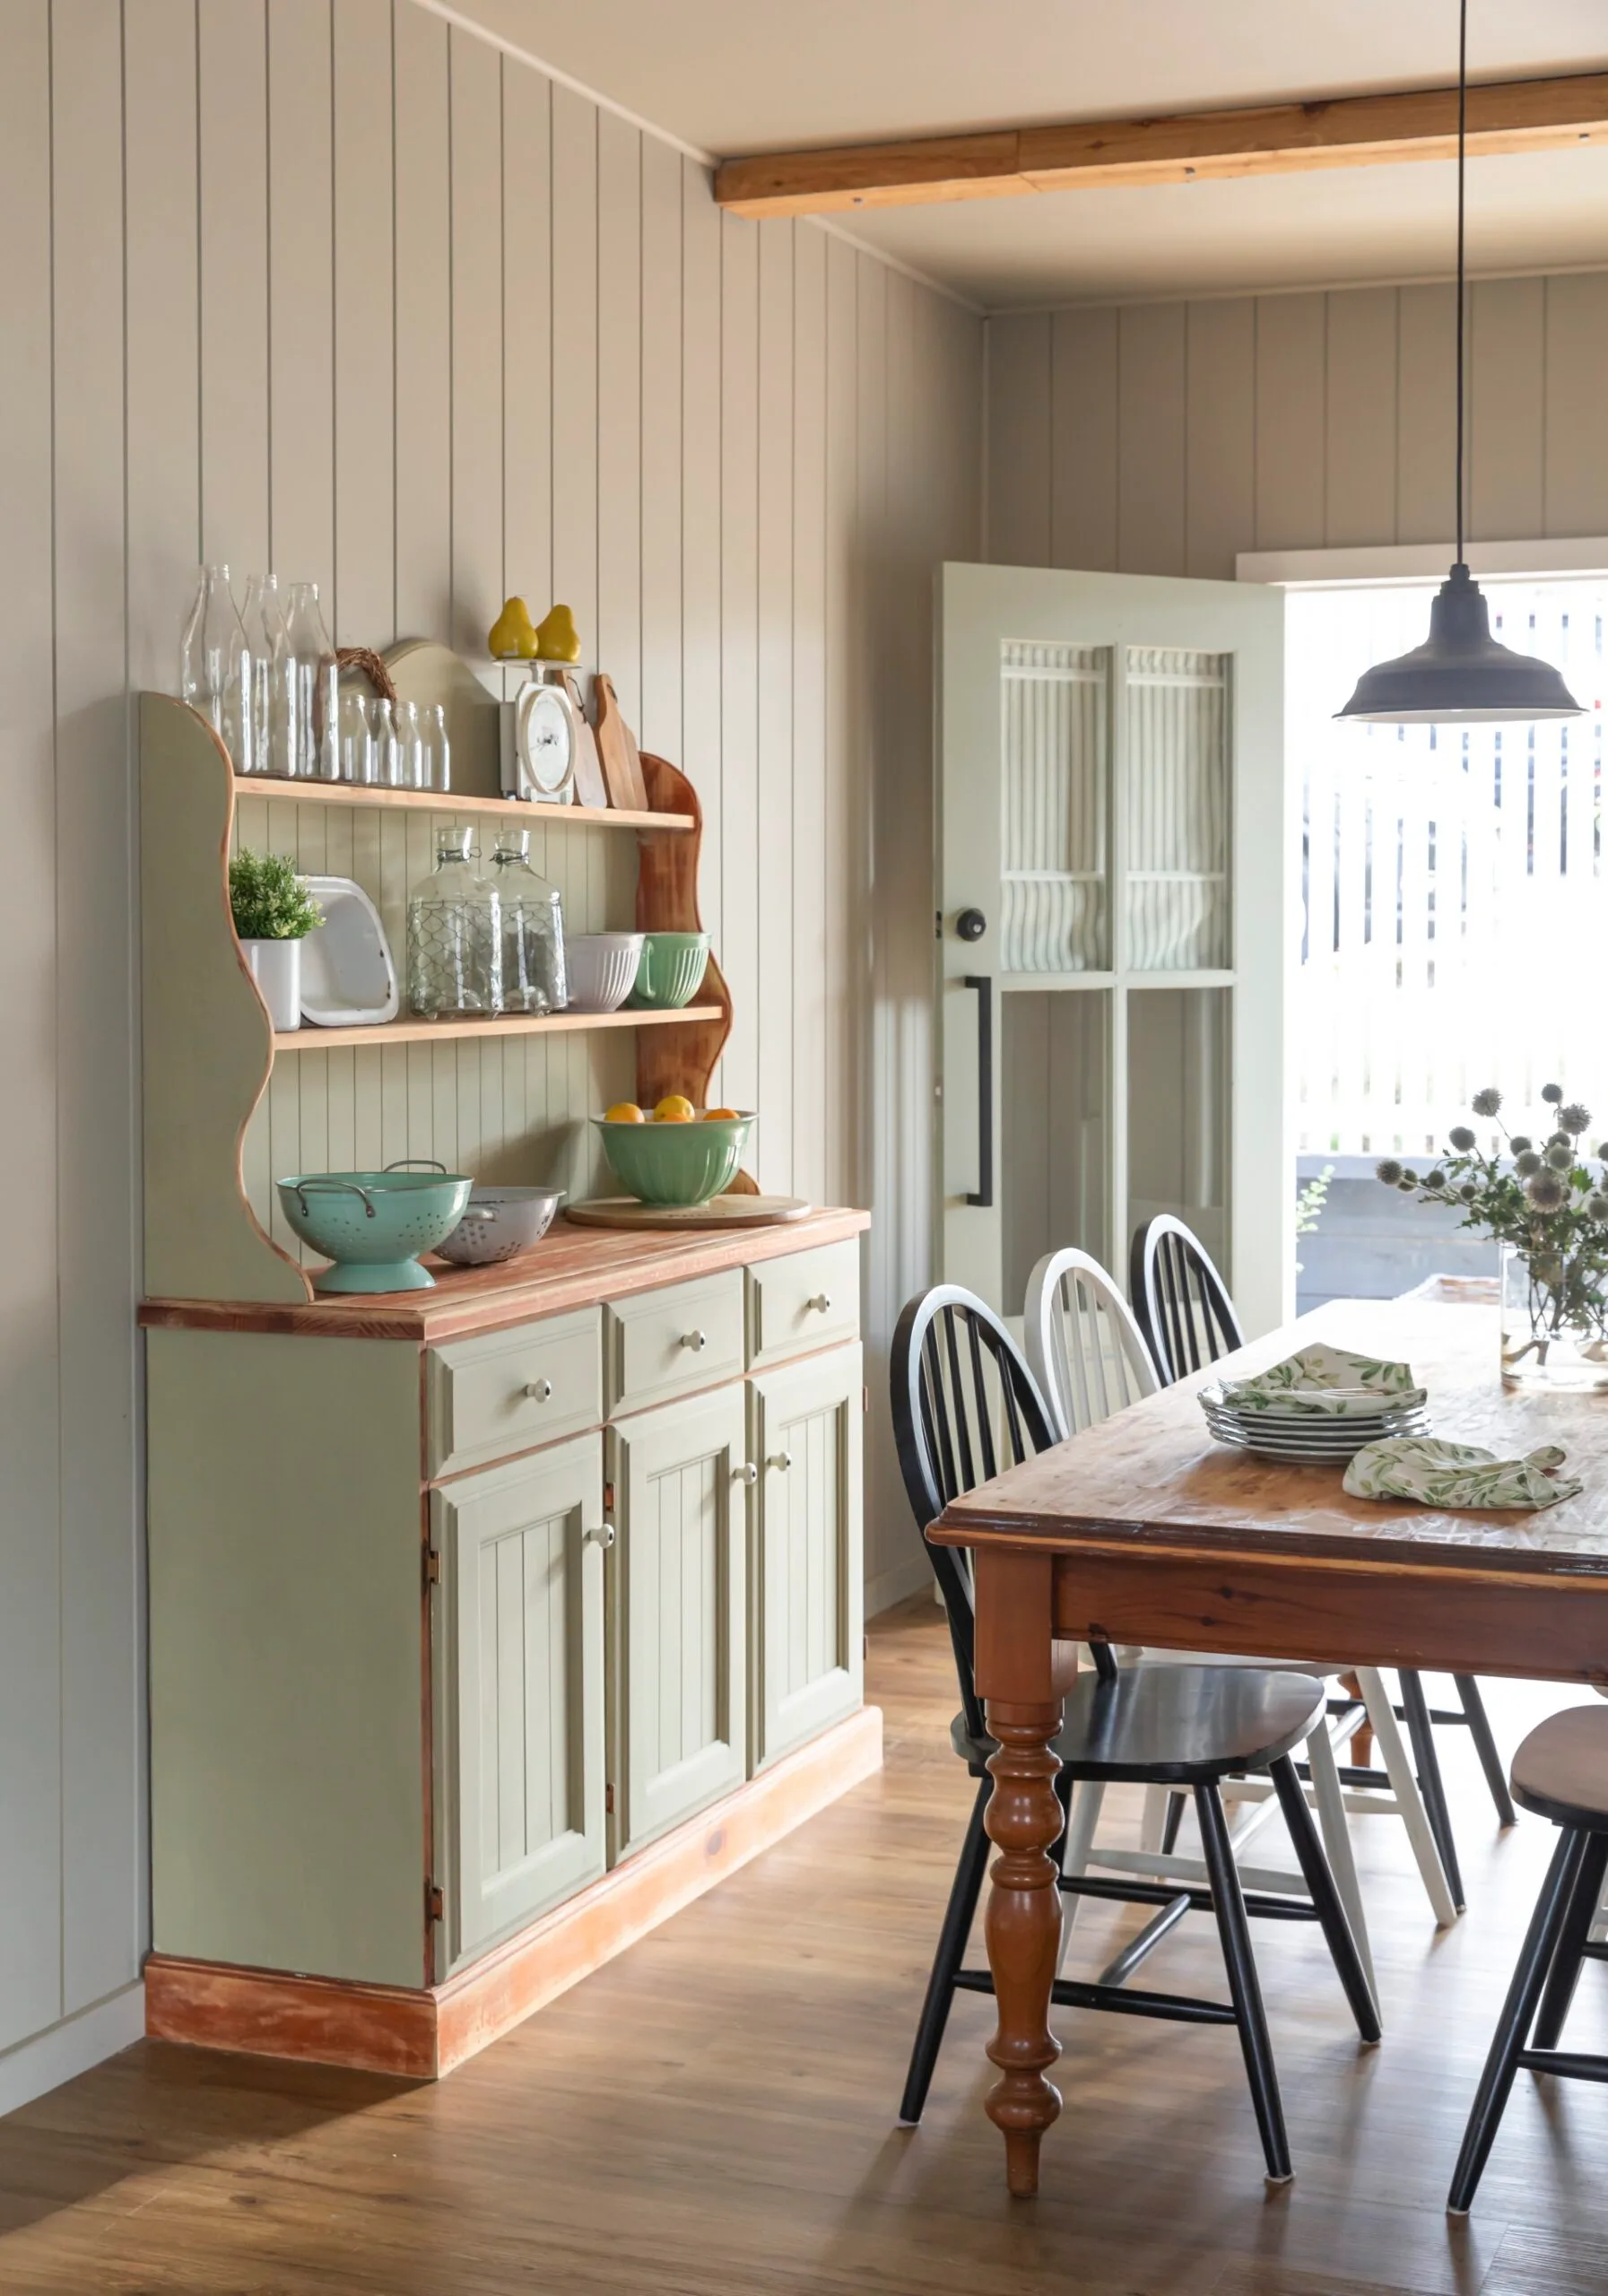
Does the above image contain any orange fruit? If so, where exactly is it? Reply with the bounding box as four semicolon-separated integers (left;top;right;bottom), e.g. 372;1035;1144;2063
653;1093;696;1123
604;1101;644;1123
703;1107;740;1121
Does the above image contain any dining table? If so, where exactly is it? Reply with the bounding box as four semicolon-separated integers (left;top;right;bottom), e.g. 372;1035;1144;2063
928;1288;1608;2197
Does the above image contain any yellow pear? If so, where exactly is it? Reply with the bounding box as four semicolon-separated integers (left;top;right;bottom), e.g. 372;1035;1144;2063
488;596;536;659
534;601;581;663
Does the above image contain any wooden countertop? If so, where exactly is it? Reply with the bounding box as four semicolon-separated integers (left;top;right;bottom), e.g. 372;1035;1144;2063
139;1206;870;1344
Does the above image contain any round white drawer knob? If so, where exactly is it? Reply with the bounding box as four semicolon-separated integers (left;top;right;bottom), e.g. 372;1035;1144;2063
586;1524;616;1549
733;1461;759;1485
806;1292;832;1313
680;1328;708;1352
525;1378;554;1402
768;1450;793;1473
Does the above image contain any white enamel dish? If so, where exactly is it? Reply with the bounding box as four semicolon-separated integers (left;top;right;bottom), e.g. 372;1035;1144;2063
299;875;399;1027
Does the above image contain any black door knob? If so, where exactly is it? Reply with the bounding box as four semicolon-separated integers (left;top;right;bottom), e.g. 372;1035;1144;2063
955;908;987;943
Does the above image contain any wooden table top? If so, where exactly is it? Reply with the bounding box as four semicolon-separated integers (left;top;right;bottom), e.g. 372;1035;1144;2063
933;1297;1608;1580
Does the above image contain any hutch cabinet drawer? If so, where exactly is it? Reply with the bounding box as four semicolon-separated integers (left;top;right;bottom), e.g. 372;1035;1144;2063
606;1383;749;1858
428;1307;603;1479
604;1272;744;1416
745;1239;861;1370
748;1344;865;1772
430;1433;608;1975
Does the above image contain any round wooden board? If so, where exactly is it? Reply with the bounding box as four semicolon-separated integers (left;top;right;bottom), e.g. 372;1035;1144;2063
565;1194;813;1231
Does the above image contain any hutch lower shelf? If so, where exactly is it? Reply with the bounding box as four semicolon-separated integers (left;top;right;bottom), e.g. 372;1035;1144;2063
141;1209;876;2077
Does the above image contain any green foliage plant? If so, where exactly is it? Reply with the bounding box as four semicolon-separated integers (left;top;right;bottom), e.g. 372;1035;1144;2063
229;848;324;942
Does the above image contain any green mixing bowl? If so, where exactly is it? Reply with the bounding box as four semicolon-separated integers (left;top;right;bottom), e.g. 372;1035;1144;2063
277;1162;474;1292
592;1111;754;1206
627;932;710;1010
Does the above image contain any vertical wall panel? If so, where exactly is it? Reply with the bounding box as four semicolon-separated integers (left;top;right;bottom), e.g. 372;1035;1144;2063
448;28;502;664
1254;292;1326;550
639;137;683;762
1470;277;1545;543
1117;302;1186;576
822;236;858;1205
596;109;642;730
756;222;795;1191
681;161;723;982
1049;306;1117;571
1543;274;1608;535
791;222;829;1203
985;310;1051;567
267;0;335;595
393;1;450;639
333;0;395;648
1324;287;1398;549
719;213;760;1118
1397;283;1457;545
1184;298;1255;578
550;86;598;669
197;0;269;571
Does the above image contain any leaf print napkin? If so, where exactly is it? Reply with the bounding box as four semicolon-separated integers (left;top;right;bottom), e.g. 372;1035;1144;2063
1343;1435;1582;1511
1216;1344;1428;1419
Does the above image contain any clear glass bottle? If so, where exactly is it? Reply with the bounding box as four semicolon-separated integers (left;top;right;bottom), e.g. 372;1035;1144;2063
336;684;377;785
179;564;251;771
395;698;427;791
422;701;451;793
407;828;503;1019
372;697;403;789
491;830;566;1014
283;581;338;780
238;573;286;778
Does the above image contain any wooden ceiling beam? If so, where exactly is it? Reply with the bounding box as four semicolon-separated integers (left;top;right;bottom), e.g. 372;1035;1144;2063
714;72;1608;217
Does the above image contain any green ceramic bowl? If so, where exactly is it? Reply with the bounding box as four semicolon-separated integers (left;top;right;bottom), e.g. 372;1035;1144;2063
627;932;710;1010
592;1111;754;1206
276;1163;473;1292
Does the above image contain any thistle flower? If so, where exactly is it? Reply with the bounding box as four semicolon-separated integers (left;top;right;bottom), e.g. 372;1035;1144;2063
1527;1170;1569;1211
1543;1083;1564;1104
1548;1131;1573;1150
1447;1126;1476;1152
1425;1169;1448;1190
1597;1143;1608;1161
1510;1135;1533;1154
1472;1087;1503;1118
1398;1179;1415;1193
1401;1170;1421;1188
1516;1150;1543;1178
1459;1182;1478;1203
1546;1142;1576;1173
1588;1194;1608;1221
1560;1103;1592;1135
1376;1159;1404;1186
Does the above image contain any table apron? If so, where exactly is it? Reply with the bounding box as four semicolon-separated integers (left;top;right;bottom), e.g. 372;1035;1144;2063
1050;1545;1608;1687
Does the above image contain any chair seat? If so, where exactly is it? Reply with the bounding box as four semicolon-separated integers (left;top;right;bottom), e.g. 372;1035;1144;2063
1510;1707;1608;1831
952;1665;1326;1786
1132;1647;1349;1682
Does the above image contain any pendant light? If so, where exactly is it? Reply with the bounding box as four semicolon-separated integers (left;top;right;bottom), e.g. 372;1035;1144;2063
1335;0;1581;725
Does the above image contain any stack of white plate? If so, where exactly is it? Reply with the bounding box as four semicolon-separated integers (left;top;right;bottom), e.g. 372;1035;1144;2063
1200;1384;1430;1463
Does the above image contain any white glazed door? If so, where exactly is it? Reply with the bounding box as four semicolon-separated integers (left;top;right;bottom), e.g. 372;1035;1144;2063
937;563;1288;1335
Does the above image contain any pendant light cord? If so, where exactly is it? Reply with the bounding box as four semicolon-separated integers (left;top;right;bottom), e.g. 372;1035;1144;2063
1455;0;1467;566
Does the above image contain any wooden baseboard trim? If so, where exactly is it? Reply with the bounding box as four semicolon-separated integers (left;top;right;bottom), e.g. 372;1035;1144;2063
145;1704;882;2080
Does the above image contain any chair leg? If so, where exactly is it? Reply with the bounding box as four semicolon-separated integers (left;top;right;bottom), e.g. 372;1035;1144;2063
1268;1755;1382;2041
1356;1665;1458;1926
1140;1784;1169;1853
899;1777;992;2126
1301;1726;1380;2023
1056;1779;1106;1962
1454;1675;1517;1830
1399;1669;1466;1914
1195;1782;1292;2184
1531;1829;1608;2051
1447;1828;1588;2214
1160;1792;1186;1856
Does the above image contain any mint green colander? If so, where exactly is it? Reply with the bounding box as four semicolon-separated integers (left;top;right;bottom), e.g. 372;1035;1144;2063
277;1160;474;1292
592;1112;754;1206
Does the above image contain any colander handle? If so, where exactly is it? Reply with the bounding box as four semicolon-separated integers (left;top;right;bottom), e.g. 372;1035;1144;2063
384;1157;448;1174
293;1179;378;1221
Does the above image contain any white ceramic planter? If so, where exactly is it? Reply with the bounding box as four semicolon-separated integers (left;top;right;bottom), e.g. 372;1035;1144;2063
240;935;303;1032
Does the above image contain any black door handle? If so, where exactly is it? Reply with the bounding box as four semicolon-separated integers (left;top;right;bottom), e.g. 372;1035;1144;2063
963;974;992;1208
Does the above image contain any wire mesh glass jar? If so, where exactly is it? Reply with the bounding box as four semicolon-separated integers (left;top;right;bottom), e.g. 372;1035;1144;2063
407;829;504;1019
491;830;566;1014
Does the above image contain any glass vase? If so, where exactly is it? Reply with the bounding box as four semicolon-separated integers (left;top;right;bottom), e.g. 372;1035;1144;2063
283;581;338;780
238;573;286;777
179;564;251;771
407;829;503;1020
1499;1241;1608;1391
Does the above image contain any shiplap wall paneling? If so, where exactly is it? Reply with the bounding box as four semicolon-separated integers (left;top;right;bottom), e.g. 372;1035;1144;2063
758;222;796;1194
1471;279;1545;542
1544;274;1608;535
790;222;829;1208
1185;300;1255;580
1253;292;1326;553
1049;307;1118;573
1323;288;1398;552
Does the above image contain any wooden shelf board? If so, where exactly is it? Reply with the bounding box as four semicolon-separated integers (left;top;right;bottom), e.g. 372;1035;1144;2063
232;775;693;833
274;1004;723;1054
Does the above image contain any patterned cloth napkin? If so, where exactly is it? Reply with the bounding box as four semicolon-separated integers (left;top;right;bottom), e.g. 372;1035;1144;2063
1343;1435;1583;1511
1216;1343;1428;1419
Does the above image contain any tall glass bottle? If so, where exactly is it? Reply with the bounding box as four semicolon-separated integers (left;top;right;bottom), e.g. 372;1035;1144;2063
422;702;451;793
395;699;427;791
336;684;377;785
239;573;287;778
372;697;403;788
283;581;338;779
491;830;566;1014
179;565;251;771
407;829;503;1020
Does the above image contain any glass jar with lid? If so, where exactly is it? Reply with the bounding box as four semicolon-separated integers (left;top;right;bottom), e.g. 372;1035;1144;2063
491;830;566;1014
406;829;504;1019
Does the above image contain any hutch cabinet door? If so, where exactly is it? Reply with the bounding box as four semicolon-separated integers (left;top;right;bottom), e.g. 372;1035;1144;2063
748;1344;865;1770
608;1384;748;1858
431;1432;607;1972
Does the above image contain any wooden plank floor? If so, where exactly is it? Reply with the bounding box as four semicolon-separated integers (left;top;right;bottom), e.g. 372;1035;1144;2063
4;1595;1608;2292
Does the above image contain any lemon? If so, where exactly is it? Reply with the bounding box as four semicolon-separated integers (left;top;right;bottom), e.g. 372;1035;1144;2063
653;1094;695;1123
703;1107;740;1121
604;1101;644;1124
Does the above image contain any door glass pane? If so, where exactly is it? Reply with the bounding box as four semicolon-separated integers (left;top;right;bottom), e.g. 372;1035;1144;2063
1126;647;1230;971
1001;989;1110;1303
1127;987;1230;1272
999;640;1110;971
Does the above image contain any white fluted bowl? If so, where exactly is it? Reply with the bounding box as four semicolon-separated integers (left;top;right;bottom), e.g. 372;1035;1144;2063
565;933;643;1013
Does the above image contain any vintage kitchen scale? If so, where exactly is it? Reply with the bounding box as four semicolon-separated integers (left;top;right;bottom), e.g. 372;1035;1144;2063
500;663;609;807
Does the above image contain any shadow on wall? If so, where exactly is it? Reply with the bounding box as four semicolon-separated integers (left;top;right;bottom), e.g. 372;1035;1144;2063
1296;1155;1497;1318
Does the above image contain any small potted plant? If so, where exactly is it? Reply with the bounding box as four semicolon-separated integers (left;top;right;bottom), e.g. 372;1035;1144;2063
229;848;323;1033
1379;1083;1608;1391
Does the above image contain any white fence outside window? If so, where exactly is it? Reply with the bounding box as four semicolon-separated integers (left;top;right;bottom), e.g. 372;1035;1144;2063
1291;576;1608;1157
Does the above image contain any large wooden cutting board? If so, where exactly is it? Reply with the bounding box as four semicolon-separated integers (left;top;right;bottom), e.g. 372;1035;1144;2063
565;1195;812;1231
593;674;649;811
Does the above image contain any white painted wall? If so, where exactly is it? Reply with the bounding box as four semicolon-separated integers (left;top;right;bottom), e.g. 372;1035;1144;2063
0;0;980;2108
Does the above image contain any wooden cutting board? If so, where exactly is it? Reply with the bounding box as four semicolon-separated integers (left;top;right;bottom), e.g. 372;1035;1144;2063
565;1195;813;1231
592;674;649;811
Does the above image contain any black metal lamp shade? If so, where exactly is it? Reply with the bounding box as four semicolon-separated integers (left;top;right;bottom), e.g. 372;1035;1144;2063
1335;563;1583;725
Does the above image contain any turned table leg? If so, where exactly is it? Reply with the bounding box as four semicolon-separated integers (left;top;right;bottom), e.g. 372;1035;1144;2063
982;1696;1065;2196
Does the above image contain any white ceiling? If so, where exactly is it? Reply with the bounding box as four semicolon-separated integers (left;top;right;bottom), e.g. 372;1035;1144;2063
447;0;1608;306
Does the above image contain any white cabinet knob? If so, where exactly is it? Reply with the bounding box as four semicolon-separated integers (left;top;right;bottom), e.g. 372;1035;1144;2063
806;1292;832;1313
586;1524;616;1549
524;1378;554;1402
733;1461;758;1485
680;1328;708;1352
767;1450;793;1473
